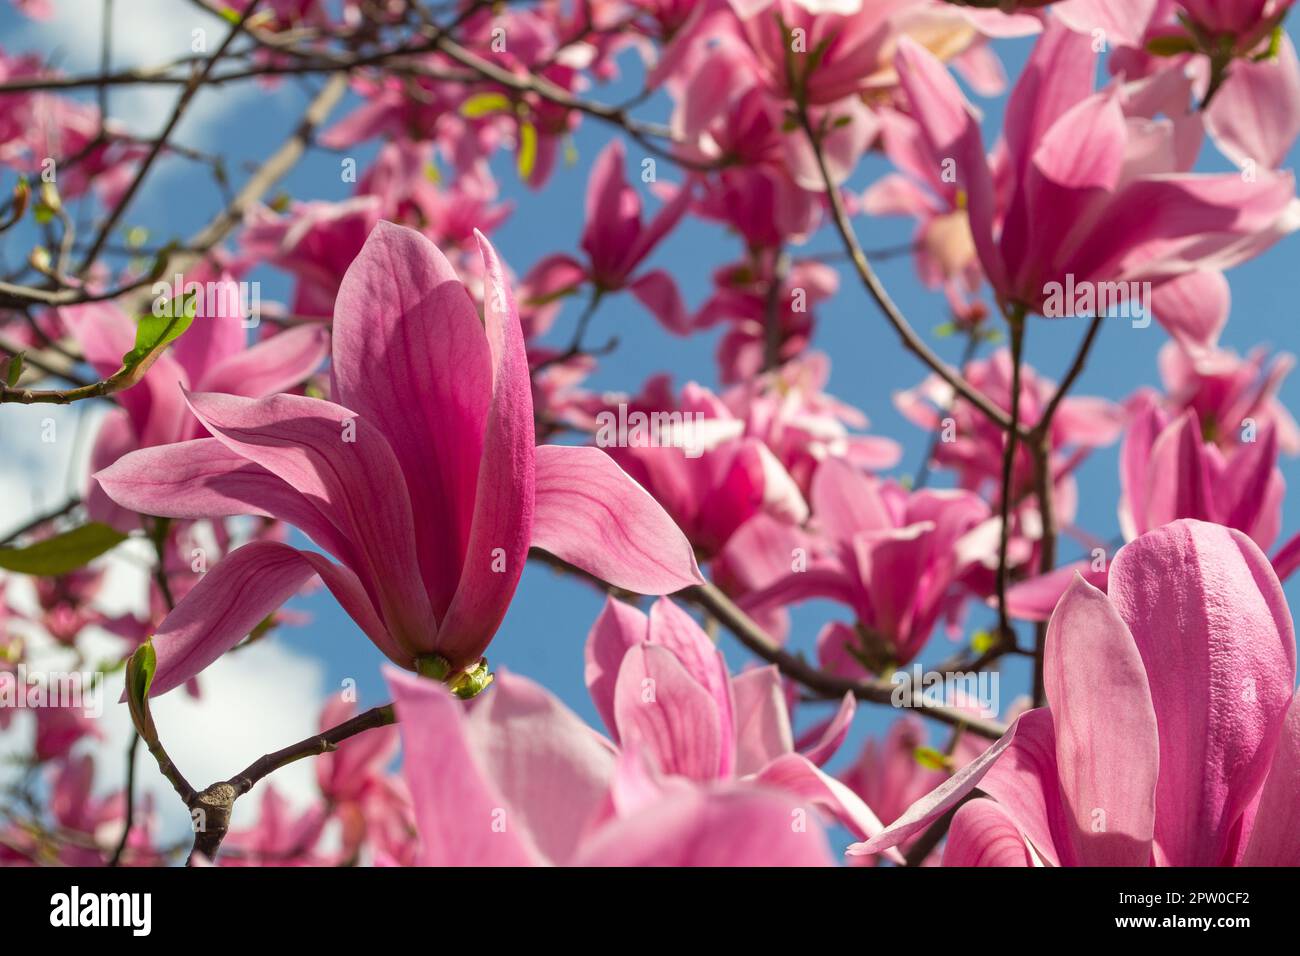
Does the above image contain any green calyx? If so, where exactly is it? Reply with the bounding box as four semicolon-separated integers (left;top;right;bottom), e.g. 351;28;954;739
414;655;495;700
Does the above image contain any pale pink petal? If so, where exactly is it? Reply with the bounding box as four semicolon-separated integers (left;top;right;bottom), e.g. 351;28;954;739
941;799;1034;867
613;644;723;782
1205;34;1300;170
1044;574;1158;866
464;669;617;866
329;220;492;620
572;785;833;866
386;668;541;866
1239;694;1300;866
584;597;650;739
730;665;794;776
532;444;703;593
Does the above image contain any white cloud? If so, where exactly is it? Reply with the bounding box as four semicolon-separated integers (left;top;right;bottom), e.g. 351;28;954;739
16;0;290;145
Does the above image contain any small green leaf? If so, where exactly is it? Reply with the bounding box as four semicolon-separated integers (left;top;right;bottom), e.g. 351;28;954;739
125;641;158;744
125;225;150;248
123;289;198;370
914;746;950;772
5;351;24;387
517;121;538;181
0;522;127;576
460;92;512;118
933;321;956;338
970;629;997;655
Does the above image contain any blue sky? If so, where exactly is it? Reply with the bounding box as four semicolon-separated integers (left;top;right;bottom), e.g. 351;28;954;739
2;4;1299;837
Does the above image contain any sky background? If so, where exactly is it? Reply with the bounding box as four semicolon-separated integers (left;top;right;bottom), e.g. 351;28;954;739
2;1;1299;852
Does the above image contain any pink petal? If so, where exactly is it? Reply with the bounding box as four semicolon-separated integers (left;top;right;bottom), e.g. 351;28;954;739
1006;560;1109;622
572;785;833;866
1149;270;1230;354
614;643;723;782
1205;34;1300;170
185;389;435;657
435;232;538;667
145;541;395;698
386;668;541;866
941;799;1034;867
330;220;492;620
198;324;329;399
1107;520;1297;865
751;752;900;860
1142;411;1215;528
584;597;650;739
1044;574;1158;866
95;438;354;563
730;665;795;776
463;669;616;865
1239;694;1300;865
628;269;692;335
849;713;1027;856
797;692;855;767
532;444;703;593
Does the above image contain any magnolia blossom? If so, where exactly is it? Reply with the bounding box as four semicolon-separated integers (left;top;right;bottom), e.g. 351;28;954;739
386;666;838;866
895;20;1299;322
97;223;701;696
731;458;994;669
859;520;1299;867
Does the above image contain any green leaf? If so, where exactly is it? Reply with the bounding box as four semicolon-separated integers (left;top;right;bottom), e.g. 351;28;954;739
970;629;997;655
0;522;127;576
125;641;158;744
122;289;198;370
914;746;951;772
933;321;956;338
5;351;24;387
460;92;512;118
517;121;538;181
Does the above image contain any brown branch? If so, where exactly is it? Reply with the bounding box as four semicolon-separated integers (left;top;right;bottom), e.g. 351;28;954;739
77;0;265;273
188;703;396;864
993;308;1027;647
794;102;1026;441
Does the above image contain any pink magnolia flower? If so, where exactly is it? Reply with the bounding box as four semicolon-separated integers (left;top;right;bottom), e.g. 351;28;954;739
96;223;701;697
720;352;902;493
1155;340;1300;454
733;458;994;670
524;140;693;333
61;290;329;532
385;664;837;866
583;596;897;852
1176;0;1294;43
593;375;809;559
858;520;1300;866
731;0;1022;105
895;20;1299;320
693;254;839;383
241;196;382;318
1120;395;1283;550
